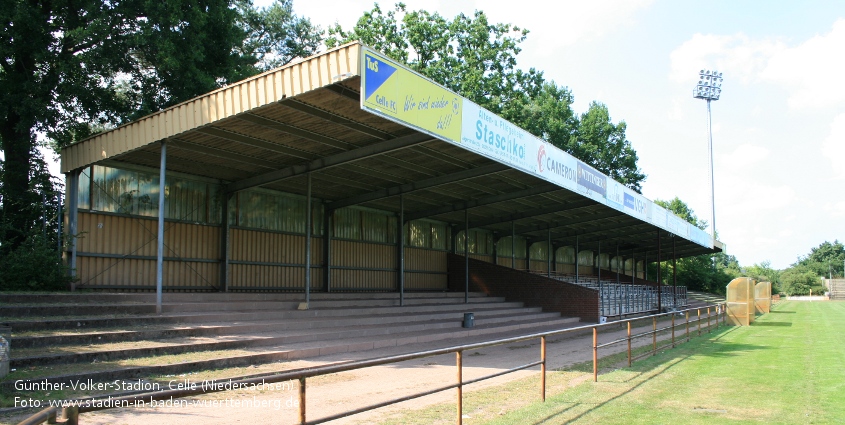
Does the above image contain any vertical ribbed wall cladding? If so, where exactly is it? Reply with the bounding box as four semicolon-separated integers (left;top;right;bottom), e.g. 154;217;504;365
74;212;220;290
70;211;451;292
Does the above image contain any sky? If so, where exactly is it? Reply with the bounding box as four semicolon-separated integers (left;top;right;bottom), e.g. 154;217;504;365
25;0;842;269
260;0;844;270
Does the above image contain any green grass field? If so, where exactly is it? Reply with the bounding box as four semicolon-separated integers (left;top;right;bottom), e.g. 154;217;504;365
488;300;845;425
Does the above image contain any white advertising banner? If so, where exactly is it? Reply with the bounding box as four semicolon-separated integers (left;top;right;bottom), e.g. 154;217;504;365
360;46;713;249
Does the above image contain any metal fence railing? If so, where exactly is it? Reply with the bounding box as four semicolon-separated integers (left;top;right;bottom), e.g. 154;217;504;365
18;304;725;425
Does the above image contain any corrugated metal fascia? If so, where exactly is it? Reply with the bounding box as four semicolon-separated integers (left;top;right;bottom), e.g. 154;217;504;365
61;42;362;173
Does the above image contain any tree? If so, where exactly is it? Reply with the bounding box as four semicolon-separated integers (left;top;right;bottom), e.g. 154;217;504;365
780;265;824;296
1;0;321;251
793;240;845;278
653;197;736;294
326;3;545;114
326;3;646;192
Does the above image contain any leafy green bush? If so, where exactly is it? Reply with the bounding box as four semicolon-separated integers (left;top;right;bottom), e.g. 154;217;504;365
0;232;75;291
779;266;825;296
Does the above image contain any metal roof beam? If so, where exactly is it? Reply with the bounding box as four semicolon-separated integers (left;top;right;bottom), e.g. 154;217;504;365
464;198;597;231
282;99;392;140
328;163;508;210
237;113;355;151
404;184;560;222
169;139;277;169
513;210;626;236
224;132;434;194
324;83;361;102
195;127;318;160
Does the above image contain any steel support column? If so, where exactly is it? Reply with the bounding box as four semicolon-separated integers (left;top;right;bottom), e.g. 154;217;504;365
221;193;232;292
67;170;80;289
399;195;405;306
155;141;167;314
511;221;515;269
324;207;332;292
464;208;469;304
598;241;602;318
656;231;662;313
575;235;580;284
673;235;677;308
547;228;552;278
305;173;312;309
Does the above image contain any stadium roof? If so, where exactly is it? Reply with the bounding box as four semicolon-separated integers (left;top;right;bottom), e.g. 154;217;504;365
61;41;723;260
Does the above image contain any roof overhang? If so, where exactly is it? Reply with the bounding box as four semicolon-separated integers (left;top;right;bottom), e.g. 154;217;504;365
60;41;723;260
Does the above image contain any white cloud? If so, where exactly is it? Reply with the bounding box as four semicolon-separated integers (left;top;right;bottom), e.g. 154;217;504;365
284;0;654;55
822;113;845;179
719;143;771;168
670;19;845;109
669;33;784;84
762;19;845;109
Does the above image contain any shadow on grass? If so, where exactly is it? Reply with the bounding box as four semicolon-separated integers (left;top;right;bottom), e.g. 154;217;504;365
524;326;769;424
769;311;795;314
751;321;792;327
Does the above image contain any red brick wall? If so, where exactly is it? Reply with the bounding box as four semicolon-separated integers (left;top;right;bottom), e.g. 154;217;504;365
447;253;599;322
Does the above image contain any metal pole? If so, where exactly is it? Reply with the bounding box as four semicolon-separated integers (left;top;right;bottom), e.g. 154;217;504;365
616;244;620;316
656;231;661;313
399;195;405;306
541;336;547;402
57;197;63;259
511;221;515;269
325;209;332;292
305;173;312;309
155;141;167;314
221;193;231;292
575;235;580;283
456;351;463;425
627;321;632;367
67;170;79;288
673;236;677;308
298;378;306;424
707;98;716;246
652;316;657;355
464;209;469;304
592;327;598;382
547;228;552;278
598;241;602;317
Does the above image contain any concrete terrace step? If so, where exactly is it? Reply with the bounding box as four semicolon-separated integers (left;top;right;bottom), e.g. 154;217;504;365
0;295;502;317
2;316;582;390
12;308;554;349
4;300;528;332
0;291;489;305
11;311;570;367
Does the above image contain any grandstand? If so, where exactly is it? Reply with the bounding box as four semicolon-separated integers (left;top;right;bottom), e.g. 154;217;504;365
9;42;727;381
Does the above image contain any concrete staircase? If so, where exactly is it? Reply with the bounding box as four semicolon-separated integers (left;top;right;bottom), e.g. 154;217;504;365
828;279;845;300
1;292;581;390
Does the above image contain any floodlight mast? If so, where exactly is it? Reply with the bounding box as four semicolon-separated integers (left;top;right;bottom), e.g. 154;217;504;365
693;70;723;246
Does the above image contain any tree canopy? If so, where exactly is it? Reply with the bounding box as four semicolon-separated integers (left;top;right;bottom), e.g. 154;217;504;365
1;0;320;290
653;197;739;294
327;2;646;192
0;0;319;246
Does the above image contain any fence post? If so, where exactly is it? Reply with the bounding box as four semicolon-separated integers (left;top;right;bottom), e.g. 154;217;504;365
592;327;598;382
707;307;711;333
541;336;547;402
299;377;306;425
457;350;463;425
697;308;701;336
686;311;690;341
652;317;657;355
627;321;632;367
671;313;675;348
62;406;78;425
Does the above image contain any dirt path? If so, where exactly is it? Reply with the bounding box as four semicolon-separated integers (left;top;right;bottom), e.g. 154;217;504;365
3;316;717;425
